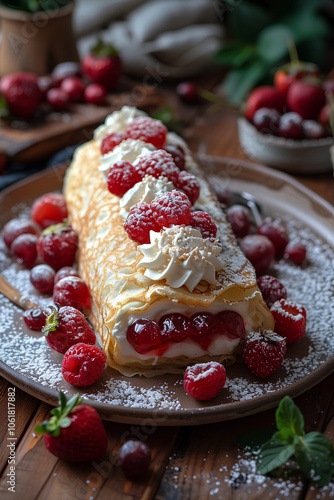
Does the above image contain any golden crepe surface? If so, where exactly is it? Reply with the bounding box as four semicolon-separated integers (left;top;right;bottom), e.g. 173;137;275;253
64;108;274;376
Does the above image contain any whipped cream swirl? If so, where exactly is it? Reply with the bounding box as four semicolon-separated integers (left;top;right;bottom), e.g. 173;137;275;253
94;106;146;142
138;226;223;292
98;139;155;176
119;175;175;219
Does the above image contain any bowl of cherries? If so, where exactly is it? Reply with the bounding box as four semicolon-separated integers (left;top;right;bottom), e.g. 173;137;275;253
238;61;333;174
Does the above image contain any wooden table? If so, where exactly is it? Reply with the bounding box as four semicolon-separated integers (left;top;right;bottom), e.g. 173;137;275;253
0;99;333;500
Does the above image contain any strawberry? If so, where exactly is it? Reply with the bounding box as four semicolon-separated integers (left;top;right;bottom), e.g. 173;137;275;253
270;298;306;344
0;72;41;119
183;361;226;401
287;81;326;120
37;222;78;271
43;306;96;354
81;39;122;91
35;392;107;462
244;86;286;121
62;343;106;386
243;330;286;378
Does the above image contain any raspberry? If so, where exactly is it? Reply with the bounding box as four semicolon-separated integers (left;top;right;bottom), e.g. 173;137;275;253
2;218;39;250
43;306;96;354
190;313;218;349
189;211;217;239
216;311;246;339
101;132;127;155
284;241;307;264
243;330;286;378
159;313;194;343
257;275;287;308
150;191;192;228
174;171;200;205
126;319;162;354
135;150;180;185
30;264;55;293
117;440;151;477
53;276;90;311
62;343;106;386
31;193;68;230
107;161;141;197
239;234;275;276
37;223;78;271
54;266;80;284
126;116;167;148
183;362;226;401
270;298;306;344
226;205;251;238
11;234;38;268
23;307;47;330
257;219;289;258
124;203;160;244
164;144;185;170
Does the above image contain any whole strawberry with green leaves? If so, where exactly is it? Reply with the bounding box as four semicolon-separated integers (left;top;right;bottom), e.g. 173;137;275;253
35;392;107;462
81;39;122;91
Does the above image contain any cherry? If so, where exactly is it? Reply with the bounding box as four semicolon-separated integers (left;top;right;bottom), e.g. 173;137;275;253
284;241;307;264
84;83;107;105
252;108;280;135
54;266;80;284
210;184;231;206
46;88;70;110
11;234;38;268
278;112;303;140
159;313;194;343
163;144;185;170
31;193;68;229
52;61;81;86
323;79;334;95
60;76;85;102
216;311;246;339
126;319;162;354
38;76;55;99
190;313;218;346
117;440;151;477
30;264;55;293
23;307;47;330
2;218;39;250
239;234;275;276
302;120;325;140
256;219;289;258
53;276;90;311
176;82;198;103
257;275;287;308
319;104;330;127
226;204;251;238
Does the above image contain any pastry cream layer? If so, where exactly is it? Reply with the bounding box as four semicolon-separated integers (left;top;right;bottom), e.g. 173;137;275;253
64;111;274;376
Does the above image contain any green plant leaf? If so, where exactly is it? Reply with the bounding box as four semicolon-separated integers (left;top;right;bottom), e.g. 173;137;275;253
295;432;334;487
257;24;292;65
234;427;275;452
256;432;297;475
224;58;269;105
275;396;304;441
215;41;256;67
283;10;329;44
228;1;272;44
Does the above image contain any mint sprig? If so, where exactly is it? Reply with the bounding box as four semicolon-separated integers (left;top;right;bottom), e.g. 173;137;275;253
235;396;334;487
35;392;82;437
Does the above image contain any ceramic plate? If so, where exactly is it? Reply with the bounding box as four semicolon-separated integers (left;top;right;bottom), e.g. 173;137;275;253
0;156;333;425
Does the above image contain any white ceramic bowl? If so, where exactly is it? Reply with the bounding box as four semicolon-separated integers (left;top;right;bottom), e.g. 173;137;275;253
238;116;333;174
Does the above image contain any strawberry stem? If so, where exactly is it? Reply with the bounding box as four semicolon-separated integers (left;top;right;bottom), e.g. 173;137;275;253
42;306;59;336
35;392;82;437
91;38;118;58
41;220;69;237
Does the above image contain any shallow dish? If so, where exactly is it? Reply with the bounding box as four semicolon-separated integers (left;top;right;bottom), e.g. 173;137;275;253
0;156;333;425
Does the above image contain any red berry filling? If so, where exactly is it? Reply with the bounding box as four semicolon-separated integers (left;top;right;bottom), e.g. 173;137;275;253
150;190;192;228
126;319;162;354
107;160;141;197
101;132;127;155
270;298;306;344
216;310;246;339
126;116;167;148
174;171;200;204
124;202;161;245
62;343;106;386
159;313;194;343
189;211;217;239
257;275;287;308
183;361;226;401
135;150;180;186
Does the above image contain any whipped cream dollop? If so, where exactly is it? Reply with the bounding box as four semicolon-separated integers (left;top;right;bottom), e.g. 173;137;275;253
138;226;223;292
119;175;175;219
98;139;155;176
94;106;146;142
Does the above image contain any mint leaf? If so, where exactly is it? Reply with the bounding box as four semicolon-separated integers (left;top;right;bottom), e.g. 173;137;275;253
215;41;256;68
295;432;334;487
234;427;275;452
256;431;297;475
275;396;304;441
257;24;292;65
223;58;269;105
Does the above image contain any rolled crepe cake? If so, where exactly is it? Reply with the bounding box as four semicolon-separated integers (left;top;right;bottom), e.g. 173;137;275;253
64;107;274;376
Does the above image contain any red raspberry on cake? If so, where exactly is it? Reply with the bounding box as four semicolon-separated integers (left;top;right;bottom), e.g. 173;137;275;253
243;330;286;378
124;202;160;244
53;276;90;311
31;193;68;229
62;343;106;386
101;132;127;155
174;170;200;204
189;211;217;239
37;222;78;271
150;190;192;228
135;150;180;186
270;298;306;344
126;116;167;148
183;361;226;401
107;161;141;197
43;306;96;354
127;318;162;354
257;275;287;308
